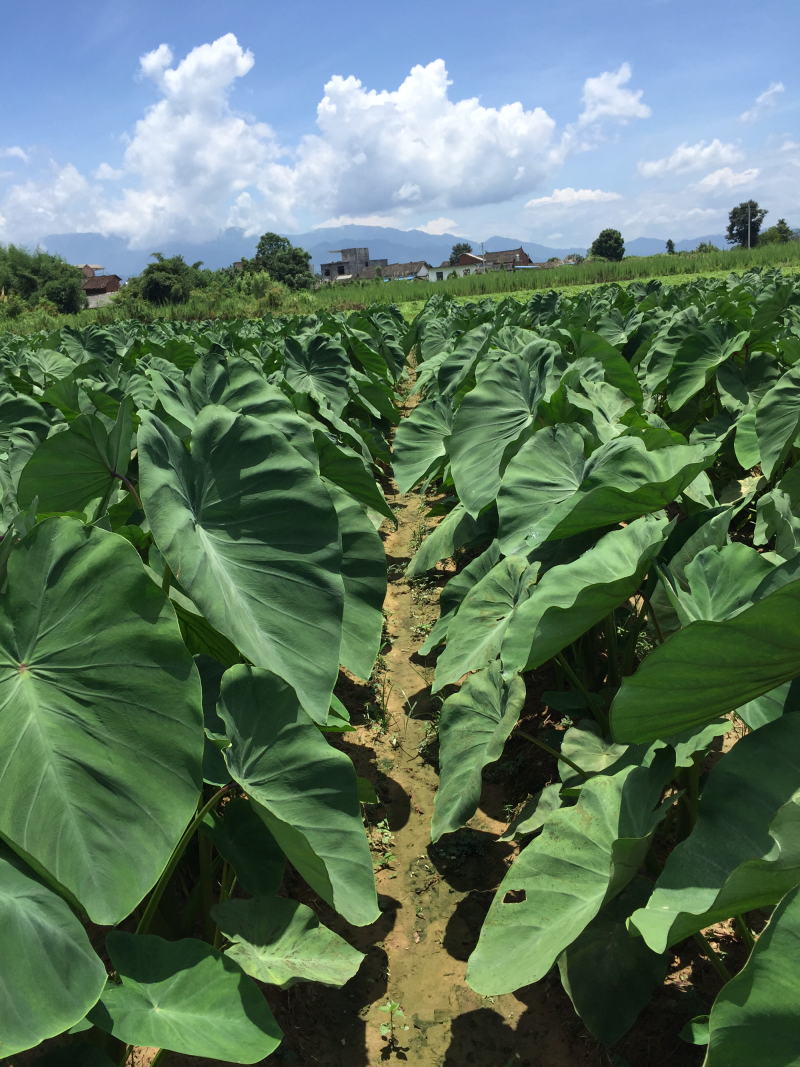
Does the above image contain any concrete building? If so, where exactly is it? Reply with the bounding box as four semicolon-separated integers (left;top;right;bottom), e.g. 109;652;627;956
319;247;388;282
428;247;535;281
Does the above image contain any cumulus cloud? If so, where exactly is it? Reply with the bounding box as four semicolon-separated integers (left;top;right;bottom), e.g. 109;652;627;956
578;63;651;126
638;139;744;178
525;187;621;206
0;163;99;242
0;37;652;245
0;146;28;163
696;166;760;190
780;139;800;151
290;60;558;220
740;82;784;124
417;217;460;235
93;163;124;180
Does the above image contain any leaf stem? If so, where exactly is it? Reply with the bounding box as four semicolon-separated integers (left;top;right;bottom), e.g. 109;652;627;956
554;653;609;733
136;783;234;936
516;730;590;780
735;914;756;951
693;930;732;984
149;1050;170;1067
605;613;620;688
639;590;666;645
113;471;143;510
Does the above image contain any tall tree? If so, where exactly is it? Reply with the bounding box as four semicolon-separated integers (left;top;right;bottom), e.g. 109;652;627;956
243;233;314;290
759;218;794;245
665;239;675;254
449;242;473;265
726;201;768;248
588;229;625;261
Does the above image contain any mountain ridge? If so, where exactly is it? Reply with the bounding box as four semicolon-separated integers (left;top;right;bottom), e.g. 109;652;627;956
38;226;730;279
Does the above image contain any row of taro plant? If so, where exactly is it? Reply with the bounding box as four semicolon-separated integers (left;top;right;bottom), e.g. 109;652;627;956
393;269;800;1062
0;307;411;1063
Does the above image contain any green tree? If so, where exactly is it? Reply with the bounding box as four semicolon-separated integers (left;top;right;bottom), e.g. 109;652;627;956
665;239;675;254
759;218;793;245
243;233;313;290
449;242;473;265
588;229;625;261
0;244;87;313
694;241;721;254
726;201;768;248
138;254;202;305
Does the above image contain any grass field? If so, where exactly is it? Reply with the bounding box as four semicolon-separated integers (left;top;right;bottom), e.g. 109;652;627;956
2;239;799;336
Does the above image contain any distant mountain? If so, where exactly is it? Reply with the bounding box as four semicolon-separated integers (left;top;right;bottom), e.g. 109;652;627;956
39;226;588;279
626;234;729;256
38;226;731;280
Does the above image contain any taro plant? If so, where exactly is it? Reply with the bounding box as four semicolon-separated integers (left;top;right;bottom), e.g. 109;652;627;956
396;267;800;1057
0;309;408;1063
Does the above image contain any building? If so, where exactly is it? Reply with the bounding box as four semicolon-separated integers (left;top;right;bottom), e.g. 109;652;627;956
428;247;535;281
79;265;121;308
361;261;432;281
319;247;389;282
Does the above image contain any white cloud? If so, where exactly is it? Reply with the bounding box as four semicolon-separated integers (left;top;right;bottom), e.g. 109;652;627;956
290;59;558;220
0;146;28;163
578;63;650;126
93;163;124;180
314;213;403;228
417;217;459;235
780;139;800;151
525;187;621;206
696;166;760;190
638;139;744;178
0;163;100;242
740;82;785;124
546;232;563;240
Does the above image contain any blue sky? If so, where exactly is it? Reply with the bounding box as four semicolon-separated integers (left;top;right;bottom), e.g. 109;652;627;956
0;0;797;248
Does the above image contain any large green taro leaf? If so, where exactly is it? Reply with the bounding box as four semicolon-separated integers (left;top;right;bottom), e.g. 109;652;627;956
611;581;800;743
431;664;526;841
283;333;350;417
498;428;706;555
449;350;552;517
392;396;453;495
558;877;668;1047
315;431;393;522
0;518;202;924
149;357;291;432
755;365;800;480
662;542;774;626
201;797;286;897
631;715;800;952
502;514;669;674
572;330;643;405
324;480;386;680
405;502;497;578
665;325;749;411
18;400;133;514
0;390;51;444
433;557;538;690
705;884;800;1067
0;843;107;1056
138;407;343;723
219;665;379;926
420;541;501;655
213;895;365;988
465;756;673;996
89;932;280;1062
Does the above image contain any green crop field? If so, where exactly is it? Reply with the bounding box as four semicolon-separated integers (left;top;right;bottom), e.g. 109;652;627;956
2;265;800;1065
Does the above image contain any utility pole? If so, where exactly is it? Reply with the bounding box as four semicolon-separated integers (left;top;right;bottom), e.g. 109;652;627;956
480;241;485;274
748;203;751;249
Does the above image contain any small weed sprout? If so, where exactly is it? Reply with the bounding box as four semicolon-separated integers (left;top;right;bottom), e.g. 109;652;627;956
379;1000;409;1049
